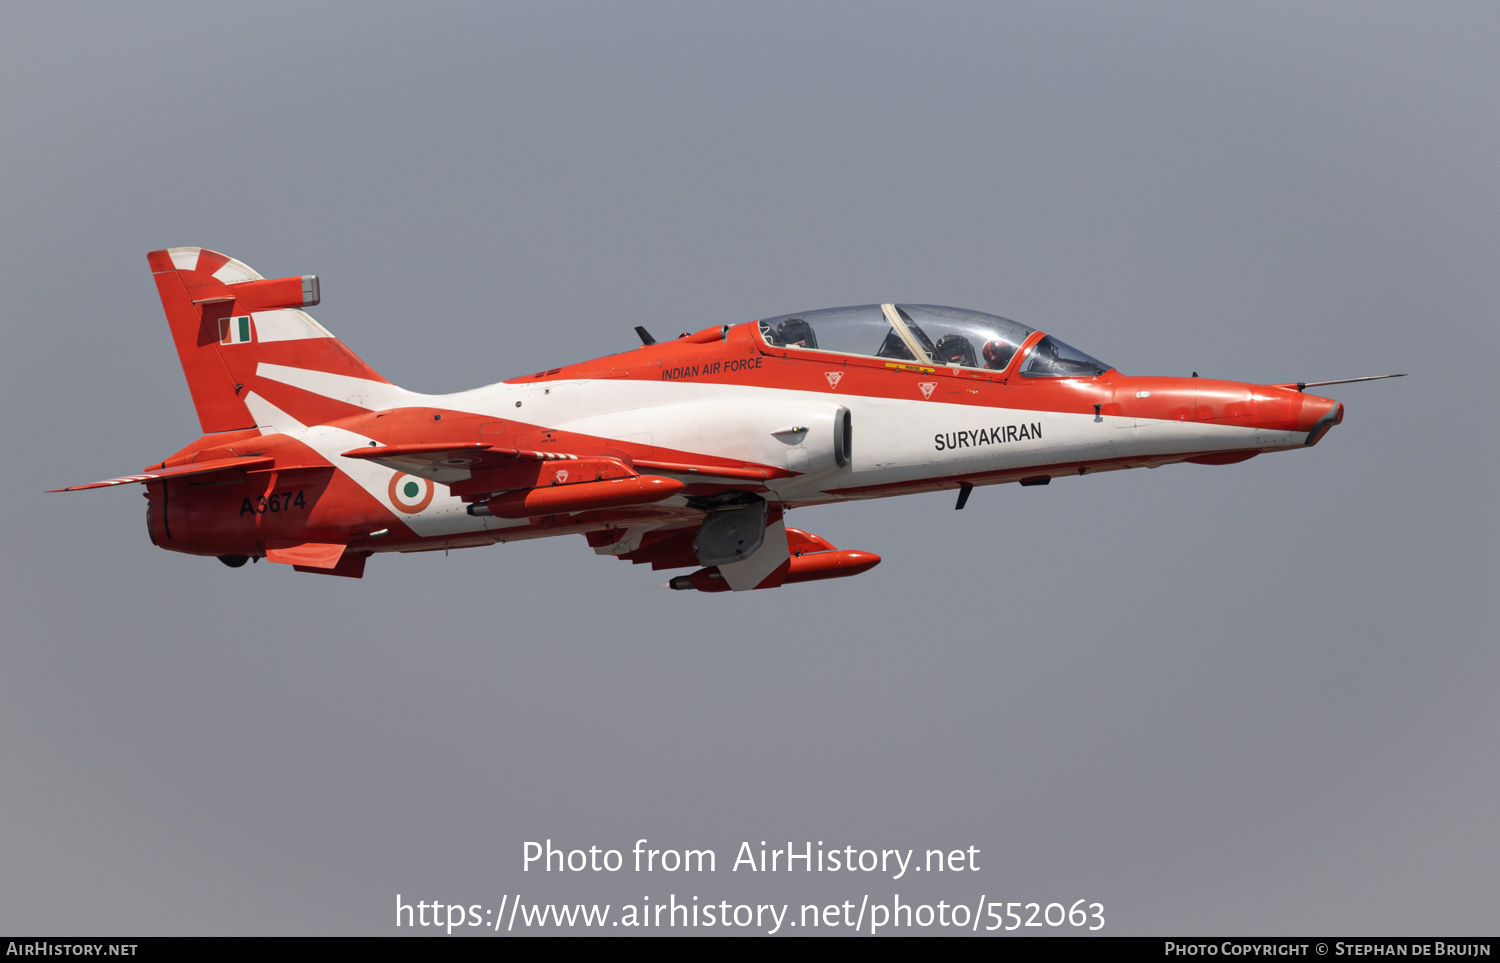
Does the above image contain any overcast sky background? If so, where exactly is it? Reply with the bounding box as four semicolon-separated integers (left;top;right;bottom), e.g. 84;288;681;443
1;1;1496;936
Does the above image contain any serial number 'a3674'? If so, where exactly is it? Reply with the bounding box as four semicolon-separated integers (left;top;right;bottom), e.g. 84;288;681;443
239;491;307;516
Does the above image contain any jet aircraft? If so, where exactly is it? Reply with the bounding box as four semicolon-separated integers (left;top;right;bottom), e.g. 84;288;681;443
51;248;1399;591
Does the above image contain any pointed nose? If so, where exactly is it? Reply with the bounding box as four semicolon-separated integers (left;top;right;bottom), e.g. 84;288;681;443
1186;380;1341;434
1105;378;1343;446
1301;396;1343;446
1241;387;1341;442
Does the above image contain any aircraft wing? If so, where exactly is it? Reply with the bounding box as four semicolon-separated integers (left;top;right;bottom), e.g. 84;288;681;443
48;455;275;492
339;442;579;475
341;442;785;499
631;458;776;482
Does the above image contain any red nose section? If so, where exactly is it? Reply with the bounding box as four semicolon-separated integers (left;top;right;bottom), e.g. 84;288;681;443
1106;378;1342;445
1196;384;1338;434
1301;397;1342;446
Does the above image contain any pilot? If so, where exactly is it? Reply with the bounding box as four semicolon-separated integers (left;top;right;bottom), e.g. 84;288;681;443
982;339;1016;370
933;333;977;367
776;318;817;349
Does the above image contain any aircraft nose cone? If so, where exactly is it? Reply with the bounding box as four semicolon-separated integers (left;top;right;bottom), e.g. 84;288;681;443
1301;396;1342;446
1247;387;1340;435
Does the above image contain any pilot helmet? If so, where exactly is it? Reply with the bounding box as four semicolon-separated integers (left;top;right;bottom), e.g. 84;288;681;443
933;333;977;367
776;318;817;349
982;339;1015;370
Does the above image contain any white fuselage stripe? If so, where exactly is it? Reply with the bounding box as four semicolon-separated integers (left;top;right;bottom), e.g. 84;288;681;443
252;370;1281;537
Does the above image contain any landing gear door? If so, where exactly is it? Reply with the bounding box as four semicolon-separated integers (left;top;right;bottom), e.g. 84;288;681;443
693;497;790;591
694;498;768;567
718;515;789;591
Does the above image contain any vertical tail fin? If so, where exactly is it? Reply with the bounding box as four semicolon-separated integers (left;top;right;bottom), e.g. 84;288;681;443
148;247;400;433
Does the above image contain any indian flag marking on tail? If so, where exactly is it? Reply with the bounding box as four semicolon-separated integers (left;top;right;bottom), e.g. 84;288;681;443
220;316;252;345
387;472;435;514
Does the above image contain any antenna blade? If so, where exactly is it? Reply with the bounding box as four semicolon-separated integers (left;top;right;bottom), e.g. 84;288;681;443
634;326;657;345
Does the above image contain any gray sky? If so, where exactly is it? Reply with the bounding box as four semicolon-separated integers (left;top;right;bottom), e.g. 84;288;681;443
2;1;1495;936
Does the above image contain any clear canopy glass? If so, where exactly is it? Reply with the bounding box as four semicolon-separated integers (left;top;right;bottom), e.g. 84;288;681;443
1017;335;1112;378
895;304;1036;371
758;305;915;360
755;302;1111;377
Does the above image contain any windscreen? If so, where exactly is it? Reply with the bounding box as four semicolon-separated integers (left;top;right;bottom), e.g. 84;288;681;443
1018;335;1112;378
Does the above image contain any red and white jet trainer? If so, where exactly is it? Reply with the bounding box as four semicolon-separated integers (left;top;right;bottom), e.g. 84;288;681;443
52;247;1398;591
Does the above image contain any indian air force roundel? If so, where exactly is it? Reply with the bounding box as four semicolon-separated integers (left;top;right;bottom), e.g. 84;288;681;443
387;472;435;514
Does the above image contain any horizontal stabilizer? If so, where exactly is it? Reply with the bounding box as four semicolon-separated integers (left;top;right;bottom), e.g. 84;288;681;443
48;455;274;492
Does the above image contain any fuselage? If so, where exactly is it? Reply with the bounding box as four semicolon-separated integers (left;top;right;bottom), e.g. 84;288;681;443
141;312;1341;562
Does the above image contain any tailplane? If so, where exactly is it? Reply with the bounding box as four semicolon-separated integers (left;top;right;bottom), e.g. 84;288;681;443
149;247;399;432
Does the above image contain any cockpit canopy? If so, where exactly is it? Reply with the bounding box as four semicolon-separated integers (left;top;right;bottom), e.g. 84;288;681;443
757;304;1111;377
